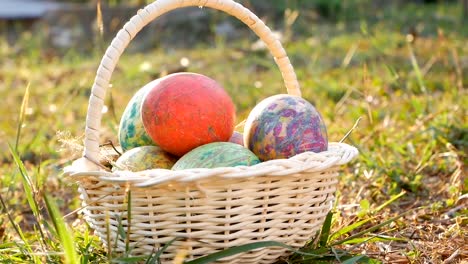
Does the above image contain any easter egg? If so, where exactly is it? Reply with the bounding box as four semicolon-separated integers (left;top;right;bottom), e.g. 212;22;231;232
172;142;260;170
228;131;244;146
118;80;159;151
142;72;236;156
114;146;176;171
244;94;328;161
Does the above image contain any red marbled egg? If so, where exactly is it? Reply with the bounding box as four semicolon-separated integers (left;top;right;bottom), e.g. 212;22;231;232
142;72;236;156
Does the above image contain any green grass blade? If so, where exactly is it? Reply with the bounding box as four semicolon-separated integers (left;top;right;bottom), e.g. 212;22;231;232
384;64;400;83
116;215;126;241
78;229;95;264
8;143;49;252
340;236;406;245
143;249;160;264
111;256;148;263
318;211;333;247
15;83;30;152
330;209;414;247
44;194;79;264
106;211;112;260
340;117;362;143
341;255;367;264
374;191;405;213
329;218;373;242
407;42;427;94
0;242;16;249
0;193;37;262
81;253;89;264
149;237;178;263
331;193;406;243
185;241;286;264
126;190;132;255
294;246;330;255
8;143;39;218
185;241;327;264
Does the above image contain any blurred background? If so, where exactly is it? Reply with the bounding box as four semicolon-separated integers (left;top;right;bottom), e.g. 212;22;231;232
1;0;467;53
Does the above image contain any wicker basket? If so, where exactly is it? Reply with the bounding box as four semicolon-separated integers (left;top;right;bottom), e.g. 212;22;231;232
64;0;358;263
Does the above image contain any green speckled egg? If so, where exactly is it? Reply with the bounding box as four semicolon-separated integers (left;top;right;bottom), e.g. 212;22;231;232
118;80;159;151
114;146;176;171
172;142;260;170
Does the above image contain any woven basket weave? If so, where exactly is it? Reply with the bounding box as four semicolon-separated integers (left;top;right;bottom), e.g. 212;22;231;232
64;0;358;263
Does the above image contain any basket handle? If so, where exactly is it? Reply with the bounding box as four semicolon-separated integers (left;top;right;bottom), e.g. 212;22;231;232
83;0;301;165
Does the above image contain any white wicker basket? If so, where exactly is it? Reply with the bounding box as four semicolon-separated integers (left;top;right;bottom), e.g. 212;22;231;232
64;0;358;263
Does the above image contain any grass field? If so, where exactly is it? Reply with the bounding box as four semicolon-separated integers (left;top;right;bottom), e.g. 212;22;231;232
0;1;466;263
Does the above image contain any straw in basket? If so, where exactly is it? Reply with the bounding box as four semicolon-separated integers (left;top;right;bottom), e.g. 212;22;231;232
64;0;359;263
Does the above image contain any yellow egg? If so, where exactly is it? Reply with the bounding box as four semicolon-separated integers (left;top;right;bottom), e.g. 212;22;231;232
114;146;176;171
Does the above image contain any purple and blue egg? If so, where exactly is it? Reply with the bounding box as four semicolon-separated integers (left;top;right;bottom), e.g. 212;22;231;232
243;94;328;161
118;79;160;151
172;142;260;170
228;131;244;146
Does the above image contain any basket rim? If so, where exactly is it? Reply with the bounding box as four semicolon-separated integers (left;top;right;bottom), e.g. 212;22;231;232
64;142;358;187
